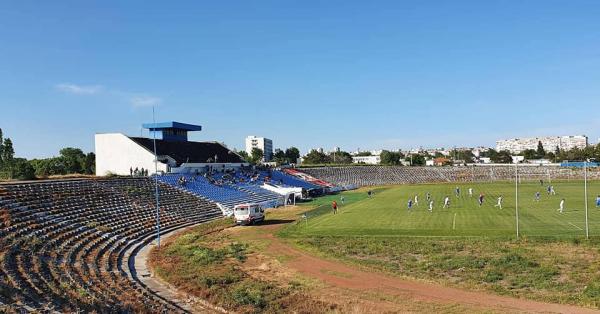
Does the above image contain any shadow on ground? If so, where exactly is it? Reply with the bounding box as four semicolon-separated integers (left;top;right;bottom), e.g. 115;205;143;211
259;219;295;226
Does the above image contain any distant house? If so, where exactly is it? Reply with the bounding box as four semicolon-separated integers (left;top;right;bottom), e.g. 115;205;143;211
434;157;451;166
352;155;381;165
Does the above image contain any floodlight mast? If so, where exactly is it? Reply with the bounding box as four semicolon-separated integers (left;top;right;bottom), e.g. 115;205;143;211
515;162;519;239
584;160;589;239
152;106;161;249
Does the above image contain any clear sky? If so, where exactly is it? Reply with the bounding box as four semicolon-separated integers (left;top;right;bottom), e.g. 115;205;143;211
1;1;600;159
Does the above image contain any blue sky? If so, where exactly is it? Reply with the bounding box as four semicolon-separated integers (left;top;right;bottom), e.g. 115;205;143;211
1;1;600;158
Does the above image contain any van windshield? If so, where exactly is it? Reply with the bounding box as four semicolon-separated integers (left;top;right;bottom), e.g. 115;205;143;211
235;208;249;215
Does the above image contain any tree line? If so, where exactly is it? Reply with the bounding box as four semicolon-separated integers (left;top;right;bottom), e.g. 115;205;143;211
295;142;600;167
0;128;95;180
300;149;428;166
518;141;600;162
237;147;301;165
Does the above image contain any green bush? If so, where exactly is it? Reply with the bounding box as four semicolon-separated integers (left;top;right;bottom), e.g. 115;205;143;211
484;270;504;283
232;281;269;308
492;253;539;270
584;281;600;298
227;243;248;262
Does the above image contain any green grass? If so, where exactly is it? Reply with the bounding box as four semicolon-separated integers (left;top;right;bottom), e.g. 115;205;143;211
285;180;600;238
286;235;600;308
279;180;600;308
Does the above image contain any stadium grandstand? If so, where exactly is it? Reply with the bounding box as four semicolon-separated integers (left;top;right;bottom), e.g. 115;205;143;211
298;165;600;187
0;122;333;311
94;121;336;213
0;177;220;312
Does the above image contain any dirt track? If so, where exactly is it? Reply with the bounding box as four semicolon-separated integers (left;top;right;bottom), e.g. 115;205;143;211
247;222;599;314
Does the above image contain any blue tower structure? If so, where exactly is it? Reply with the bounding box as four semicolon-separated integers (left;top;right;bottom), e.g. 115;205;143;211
141;121;202;142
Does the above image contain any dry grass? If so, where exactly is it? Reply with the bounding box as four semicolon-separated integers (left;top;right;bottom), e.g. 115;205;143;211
148;218;336;313
290;235;600;309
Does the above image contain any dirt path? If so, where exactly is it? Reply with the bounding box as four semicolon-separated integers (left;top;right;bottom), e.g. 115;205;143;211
248;223;599;314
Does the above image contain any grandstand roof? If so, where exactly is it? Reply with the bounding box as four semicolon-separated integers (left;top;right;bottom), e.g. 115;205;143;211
129;137;245;165
141;121;202;131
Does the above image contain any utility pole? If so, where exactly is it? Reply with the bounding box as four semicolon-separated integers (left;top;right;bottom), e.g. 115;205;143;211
515;162;519;239
584;160;589;239
152;106;161;249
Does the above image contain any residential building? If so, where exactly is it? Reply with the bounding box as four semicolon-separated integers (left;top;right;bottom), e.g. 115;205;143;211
245;136;273;161
496;135;588;154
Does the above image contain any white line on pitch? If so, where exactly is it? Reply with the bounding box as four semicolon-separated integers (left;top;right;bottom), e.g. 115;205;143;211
453;213;457;230
568;222;583;231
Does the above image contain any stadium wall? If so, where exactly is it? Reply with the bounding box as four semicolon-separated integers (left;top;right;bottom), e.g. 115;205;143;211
95;133;168;176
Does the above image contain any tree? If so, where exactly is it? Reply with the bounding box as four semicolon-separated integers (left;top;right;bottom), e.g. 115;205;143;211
29;157;67;177
594;143;600;161
272;149;286;164
411;154;426;166
329;151;352;164
302;150;331;164
284;147;300;164
536;141;546;158
522;149;537;160
83;152;95;175
481;148;497;159
0;128;3;168
453;150;475;163
1;138;14;165
237;150;250;161
10;158;36;180
380;150;402;165
492;150;512;164
250;148;264;164
355;151;372;157
59;147;85;173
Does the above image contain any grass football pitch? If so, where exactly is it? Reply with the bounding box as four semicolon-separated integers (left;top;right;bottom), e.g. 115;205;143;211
291;180;600;238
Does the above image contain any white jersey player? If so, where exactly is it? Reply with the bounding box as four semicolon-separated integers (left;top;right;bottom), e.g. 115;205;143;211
443;196;450;209
494;195;503;209
558;199;565;213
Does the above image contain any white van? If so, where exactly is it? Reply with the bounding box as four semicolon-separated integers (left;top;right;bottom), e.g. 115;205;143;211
233;203;265;225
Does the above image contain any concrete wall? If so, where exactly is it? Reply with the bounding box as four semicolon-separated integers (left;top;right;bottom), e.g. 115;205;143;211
95;133;168;176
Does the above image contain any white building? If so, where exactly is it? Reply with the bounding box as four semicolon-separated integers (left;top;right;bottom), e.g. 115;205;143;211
245;136;273;161
496;135;588;154
472;147;490;158
352;155;381;164
96;122;248;176
511;155;525;164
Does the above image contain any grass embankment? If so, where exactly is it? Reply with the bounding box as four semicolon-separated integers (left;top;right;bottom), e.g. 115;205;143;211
287;235;600;308
281;183;600;308
148;219;335;313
